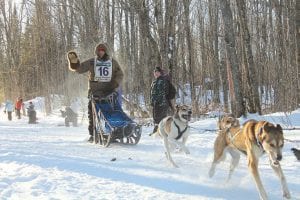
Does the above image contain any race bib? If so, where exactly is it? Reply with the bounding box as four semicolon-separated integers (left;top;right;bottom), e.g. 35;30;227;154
94;59;112;82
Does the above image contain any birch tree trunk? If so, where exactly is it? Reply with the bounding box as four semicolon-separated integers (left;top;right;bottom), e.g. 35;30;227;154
136;0;161;89
296;0;300;105
273;0;284;111
165;0;177;80
219;0;245;117
236;0;261;114
209;0;221;105
183;0;199;116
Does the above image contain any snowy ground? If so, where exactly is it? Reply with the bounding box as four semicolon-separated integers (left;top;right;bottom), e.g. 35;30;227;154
0;108;300;200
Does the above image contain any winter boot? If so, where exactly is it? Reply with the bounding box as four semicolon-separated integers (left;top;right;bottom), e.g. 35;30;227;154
94;133;99;144
88;135;94;143
65;118;70;127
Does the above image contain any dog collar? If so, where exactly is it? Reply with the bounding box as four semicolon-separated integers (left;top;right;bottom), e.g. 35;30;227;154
174;121;188;140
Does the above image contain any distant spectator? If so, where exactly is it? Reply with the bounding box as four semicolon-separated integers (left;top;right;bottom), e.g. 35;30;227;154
15;97;23;119
27;102;37;124
4;100;14;121
22;103;26;116
60;106;78;127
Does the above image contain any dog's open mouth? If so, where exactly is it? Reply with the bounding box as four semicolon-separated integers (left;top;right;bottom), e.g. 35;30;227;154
182;114;192;121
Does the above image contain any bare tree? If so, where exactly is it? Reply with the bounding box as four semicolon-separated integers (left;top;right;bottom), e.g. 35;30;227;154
219;0;245;117
297;0;300;105
236;0;261;114
0;0;298;116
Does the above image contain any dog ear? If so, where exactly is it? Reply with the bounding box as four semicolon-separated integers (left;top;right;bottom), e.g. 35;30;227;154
260;122;271;135
263;123;275;133
276;124;282;131
263;124;270;133
175;104;180;110
233;119;240;127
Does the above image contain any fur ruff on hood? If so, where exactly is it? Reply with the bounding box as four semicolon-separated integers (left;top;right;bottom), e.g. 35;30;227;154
94;43;112;58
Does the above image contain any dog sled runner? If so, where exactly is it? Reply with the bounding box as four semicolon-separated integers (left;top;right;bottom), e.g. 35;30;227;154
90;92;142;147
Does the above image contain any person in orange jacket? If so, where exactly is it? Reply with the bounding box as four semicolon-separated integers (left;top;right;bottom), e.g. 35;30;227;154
15;97;23;119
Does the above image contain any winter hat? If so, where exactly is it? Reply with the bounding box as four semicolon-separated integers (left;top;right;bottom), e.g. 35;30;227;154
154;66;162;72
95;43;111;57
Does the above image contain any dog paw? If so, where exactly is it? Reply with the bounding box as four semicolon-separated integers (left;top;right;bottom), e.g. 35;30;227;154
182;148;190;154
283;191;291;199
164;152;168;159
172;163;179;168
208;168;215;178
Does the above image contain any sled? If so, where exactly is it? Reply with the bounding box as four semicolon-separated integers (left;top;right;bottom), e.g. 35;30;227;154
91;92;142;147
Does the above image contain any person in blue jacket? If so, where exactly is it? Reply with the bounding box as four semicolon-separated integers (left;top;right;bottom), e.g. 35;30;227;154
4;100;14;121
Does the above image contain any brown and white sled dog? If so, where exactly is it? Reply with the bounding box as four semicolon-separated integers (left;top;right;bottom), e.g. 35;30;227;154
209;118;291;200
155;105;192;168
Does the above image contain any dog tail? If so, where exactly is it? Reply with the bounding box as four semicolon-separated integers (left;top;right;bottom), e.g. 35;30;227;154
149;130;159;137
291;148;300;161
149;132;155;136
149;124;159;137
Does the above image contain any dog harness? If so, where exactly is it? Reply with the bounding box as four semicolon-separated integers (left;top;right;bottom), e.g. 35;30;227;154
227;129;247;155
227;129;241;143
174;121;188;140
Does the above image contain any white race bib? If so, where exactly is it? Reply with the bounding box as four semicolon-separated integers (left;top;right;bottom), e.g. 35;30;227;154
94;58;112;82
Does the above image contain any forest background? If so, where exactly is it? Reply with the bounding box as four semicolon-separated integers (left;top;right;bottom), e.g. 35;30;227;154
0;0;299;118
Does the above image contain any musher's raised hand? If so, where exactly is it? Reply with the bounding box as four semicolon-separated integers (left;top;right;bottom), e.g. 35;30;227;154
67;51;79;63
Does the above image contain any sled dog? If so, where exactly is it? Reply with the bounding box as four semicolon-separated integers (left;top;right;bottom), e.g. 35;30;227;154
155;105;192;168
209;119;291;200
217;114;240;131
291;148;300;161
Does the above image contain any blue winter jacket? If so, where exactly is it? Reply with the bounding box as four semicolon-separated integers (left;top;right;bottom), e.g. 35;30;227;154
5;101;14;112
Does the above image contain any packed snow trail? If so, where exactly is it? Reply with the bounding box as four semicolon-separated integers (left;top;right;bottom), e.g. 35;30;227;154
0;110;300;200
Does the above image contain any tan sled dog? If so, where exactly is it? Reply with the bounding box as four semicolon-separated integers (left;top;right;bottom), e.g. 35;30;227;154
209;114;242;181
217;114;240;130
209;119;291;200
155;105;192;168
